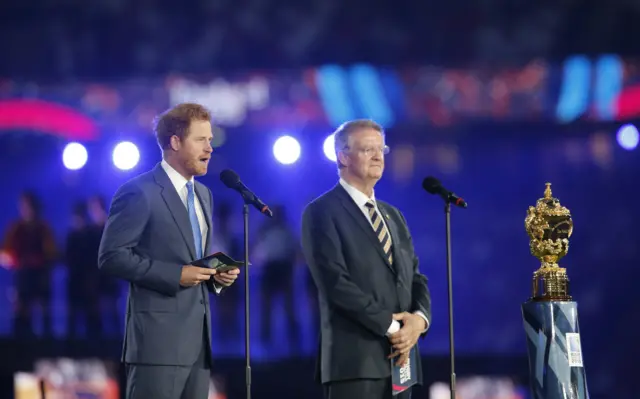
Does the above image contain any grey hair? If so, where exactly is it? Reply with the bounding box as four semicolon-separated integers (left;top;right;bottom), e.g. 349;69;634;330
333;119;384;170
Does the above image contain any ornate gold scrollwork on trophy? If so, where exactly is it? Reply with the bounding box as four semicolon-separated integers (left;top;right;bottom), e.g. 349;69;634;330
524;183;574;301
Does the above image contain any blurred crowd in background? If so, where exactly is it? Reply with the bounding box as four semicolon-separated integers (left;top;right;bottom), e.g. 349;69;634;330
1;0;639;80
0;192;310;354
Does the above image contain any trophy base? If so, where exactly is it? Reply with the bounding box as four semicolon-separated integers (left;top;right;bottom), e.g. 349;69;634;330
521;301;589;399
531;266;572;302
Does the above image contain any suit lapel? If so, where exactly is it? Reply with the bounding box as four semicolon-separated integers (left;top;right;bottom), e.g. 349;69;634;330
194;182;212;256
378;203;413;307
334;185;396;275
153;164;197;260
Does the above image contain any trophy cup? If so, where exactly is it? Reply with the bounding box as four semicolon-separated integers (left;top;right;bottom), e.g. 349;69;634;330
521;183;590;399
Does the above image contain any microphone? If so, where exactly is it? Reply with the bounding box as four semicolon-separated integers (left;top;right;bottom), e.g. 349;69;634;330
220;169;273;217
422;176;468;208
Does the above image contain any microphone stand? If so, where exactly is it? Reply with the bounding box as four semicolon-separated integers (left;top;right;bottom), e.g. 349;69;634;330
242;203;252;399
444;201;456;399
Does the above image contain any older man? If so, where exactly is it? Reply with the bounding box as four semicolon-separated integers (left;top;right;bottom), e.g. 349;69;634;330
301;119;432;399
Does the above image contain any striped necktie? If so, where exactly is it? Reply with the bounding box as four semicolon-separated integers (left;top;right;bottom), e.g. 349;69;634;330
365;200;393;264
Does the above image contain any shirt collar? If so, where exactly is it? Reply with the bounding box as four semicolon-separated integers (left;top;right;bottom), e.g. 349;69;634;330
339;178;376;208
161;159;194;192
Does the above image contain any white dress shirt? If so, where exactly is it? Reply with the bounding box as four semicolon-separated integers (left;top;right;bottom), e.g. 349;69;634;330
161;160;208;252
339;178;430;335
161;160;221;294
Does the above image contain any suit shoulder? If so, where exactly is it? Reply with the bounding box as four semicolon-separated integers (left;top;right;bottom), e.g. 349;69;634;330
303;188;339;214
114;170;155;196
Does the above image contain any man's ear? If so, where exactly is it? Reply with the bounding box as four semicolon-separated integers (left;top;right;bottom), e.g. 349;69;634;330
169;135;181;151
337;151;349;168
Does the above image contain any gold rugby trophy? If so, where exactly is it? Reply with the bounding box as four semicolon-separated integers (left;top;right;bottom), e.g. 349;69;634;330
524;182;573;301
521;183;589;399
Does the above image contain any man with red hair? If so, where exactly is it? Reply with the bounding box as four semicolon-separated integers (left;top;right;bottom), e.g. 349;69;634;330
99;103;240;399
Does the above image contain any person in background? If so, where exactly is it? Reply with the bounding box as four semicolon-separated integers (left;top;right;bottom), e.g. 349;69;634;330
211;201;243;346
255;204;301;352
3;191;57;337
88;195;120;336
65;201;100;338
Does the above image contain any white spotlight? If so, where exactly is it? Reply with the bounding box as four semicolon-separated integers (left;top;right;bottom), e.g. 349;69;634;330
62;142;88;170
273;136;301;165
112;141;140;171
323;134;337;162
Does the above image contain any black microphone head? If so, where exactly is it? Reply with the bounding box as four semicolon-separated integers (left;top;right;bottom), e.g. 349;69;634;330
220;169;241;189
422;176;442;194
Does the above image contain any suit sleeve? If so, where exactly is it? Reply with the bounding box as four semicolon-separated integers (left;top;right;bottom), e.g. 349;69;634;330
398;210;432;335
301;202;393;337
98;183;182;297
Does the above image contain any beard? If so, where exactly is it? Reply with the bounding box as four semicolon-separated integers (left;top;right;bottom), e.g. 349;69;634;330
184;157;208;176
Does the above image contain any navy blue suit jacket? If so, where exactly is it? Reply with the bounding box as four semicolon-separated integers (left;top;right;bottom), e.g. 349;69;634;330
301;184;431;384
99;163;219;366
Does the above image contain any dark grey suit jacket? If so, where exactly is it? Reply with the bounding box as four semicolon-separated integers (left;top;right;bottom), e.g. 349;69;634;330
301;184;432;384
99;163;220;366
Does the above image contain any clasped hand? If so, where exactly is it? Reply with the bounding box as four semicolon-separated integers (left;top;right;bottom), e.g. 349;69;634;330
180;265;240;287
388;312;426;366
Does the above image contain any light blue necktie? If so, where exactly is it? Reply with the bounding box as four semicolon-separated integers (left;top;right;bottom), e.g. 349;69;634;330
186;181;203;259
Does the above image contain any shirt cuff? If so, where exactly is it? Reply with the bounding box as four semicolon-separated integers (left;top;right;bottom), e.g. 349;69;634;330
386;312;430;336
414;310;430;332
386;320;401;336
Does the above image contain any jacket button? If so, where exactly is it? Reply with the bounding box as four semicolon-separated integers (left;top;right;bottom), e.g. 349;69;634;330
200;300;204;304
